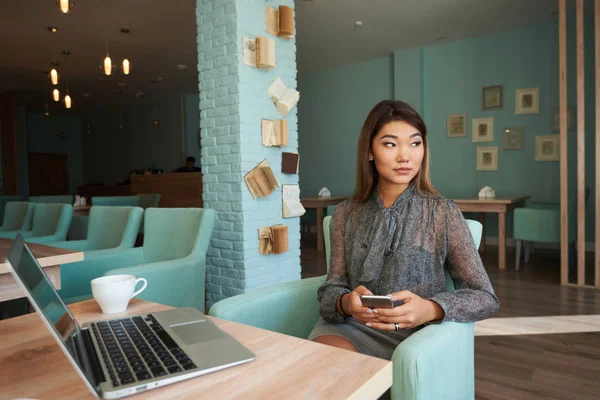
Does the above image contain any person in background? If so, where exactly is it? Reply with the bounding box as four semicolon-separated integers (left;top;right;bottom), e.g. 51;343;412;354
174;156;202;173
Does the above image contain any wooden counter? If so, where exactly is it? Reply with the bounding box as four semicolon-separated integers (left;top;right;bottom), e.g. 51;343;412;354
131;172;203;208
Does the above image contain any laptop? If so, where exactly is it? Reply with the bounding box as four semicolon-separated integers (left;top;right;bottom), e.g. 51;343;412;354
7;235;255;399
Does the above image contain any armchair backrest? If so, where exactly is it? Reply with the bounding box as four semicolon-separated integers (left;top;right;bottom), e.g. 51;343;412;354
92;195;140;207
2;202;34;231
323;216;483;291
30;203;73;238
29;195;74;204
138;194;161;209
0;195;24;225
142;208;216;263
86;206;144;249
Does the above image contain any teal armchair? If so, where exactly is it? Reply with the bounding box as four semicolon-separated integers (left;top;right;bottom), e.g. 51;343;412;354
29;195;74;204
0;202;34;232
60;208;216;312
92;195;140;207
210;216;483;400
51;206;143;251
0;195;24;225
0;203;73;244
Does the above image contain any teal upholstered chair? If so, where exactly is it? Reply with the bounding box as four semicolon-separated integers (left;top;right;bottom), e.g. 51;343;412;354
138;194;161;209
51;206;143;251
29;195;74;204
0;203;73;244
92;195;140;207
0;195;24;225
0;202;34;233
210;216;483;400
59;208;216;312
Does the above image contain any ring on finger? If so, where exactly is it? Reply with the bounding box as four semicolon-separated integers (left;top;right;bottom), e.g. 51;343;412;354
394;322;400;332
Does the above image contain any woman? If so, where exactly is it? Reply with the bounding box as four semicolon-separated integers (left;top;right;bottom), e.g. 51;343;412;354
308;100;499;359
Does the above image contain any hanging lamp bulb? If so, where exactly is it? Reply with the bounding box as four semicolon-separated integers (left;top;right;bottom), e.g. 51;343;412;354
64;94;72;109
49;69;59;85
85;123;92;135
103;54;113;75
53;88;60;102
43;103;51;119
56;0;74;14
122;58;131;75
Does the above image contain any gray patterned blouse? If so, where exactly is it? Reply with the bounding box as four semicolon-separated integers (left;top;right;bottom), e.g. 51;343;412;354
318;183;500;324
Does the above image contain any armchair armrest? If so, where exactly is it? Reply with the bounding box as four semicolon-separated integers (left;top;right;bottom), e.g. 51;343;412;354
392;322;474;400
27;234;69;244
59;247;145;301
49;240;91;251
209;275;326;339
104;255;206;311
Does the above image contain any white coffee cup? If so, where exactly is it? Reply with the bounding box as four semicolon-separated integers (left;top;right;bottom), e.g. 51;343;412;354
91;275;147;314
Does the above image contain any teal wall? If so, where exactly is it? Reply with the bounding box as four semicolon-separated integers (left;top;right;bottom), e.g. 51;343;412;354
299;14;596;241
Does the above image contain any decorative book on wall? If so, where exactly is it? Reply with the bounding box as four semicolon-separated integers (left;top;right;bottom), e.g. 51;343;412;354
282;185;305;218
268;77;299;117
244;159;280;199
265;5;295;39
258;225;289;255
242;36;275;69
281;152;299;174
262;119;288;147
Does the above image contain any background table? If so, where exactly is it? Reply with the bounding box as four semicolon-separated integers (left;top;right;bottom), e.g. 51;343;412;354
300;196;348;251
453;196;530;269
0;299;392;399
0;238;84;301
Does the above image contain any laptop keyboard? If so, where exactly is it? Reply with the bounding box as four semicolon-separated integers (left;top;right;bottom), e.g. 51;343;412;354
91;314;197;388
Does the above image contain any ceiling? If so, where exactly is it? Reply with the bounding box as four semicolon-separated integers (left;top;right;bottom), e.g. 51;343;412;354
0;0;559;112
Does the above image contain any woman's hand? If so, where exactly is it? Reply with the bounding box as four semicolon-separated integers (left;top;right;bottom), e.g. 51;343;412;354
341;286;381;324
365;290;445;330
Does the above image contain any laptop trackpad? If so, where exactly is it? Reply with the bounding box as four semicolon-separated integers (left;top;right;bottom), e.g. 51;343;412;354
171;321;227;345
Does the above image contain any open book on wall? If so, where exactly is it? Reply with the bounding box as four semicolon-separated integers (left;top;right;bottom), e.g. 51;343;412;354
243;36;275;70
258;225;289;255
262;119;288;147
268;77;299;117
244;159;280;199
281;152;299;174
282;185;305;218
265;5;295;39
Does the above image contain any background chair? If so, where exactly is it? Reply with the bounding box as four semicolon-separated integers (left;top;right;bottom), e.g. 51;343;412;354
0;202;34;233
138;194;161;209
0;195;24;225
210;216;482;400
51;206;143;251
29;195;74;204
59;208;215;312
92;195;140;207
0;203;72;244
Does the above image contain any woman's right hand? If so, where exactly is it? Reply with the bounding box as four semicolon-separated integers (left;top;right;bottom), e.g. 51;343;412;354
342;286;380;324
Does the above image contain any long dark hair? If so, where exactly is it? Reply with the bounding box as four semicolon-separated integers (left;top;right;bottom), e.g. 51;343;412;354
352;100;438;202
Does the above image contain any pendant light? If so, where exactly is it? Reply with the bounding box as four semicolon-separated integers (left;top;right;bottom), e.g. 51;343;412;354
101;35;116;76
56;0;74;14
53;88;60;102
64;54;72;109
42;72;51;119
120;28;132;75
49;68;59;85
151;105;159;127
85;123;92;135
117;111;124;129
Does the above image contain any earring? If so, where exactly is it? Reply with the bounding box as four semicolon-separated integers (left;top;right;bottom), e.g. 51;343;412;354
368;155;374;161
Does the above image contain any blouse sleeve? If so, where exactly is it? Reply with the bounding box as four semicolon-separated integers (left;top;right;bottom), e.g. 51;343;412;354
317;202;352;323
428;201;500;323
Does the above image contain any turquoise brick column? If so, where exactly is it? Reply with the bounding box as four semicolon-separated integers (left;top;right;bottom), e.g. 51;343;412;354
197;0;299;307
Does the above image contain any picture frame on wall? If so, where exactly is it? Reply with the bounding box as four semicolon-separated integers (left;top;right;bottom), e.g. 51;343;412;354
482;85;503;109
476;146;498;171
503;127;524;150
551;106;576;131
535;135;560;161
447;113;467;138
515;87;540;114
472;117;494;142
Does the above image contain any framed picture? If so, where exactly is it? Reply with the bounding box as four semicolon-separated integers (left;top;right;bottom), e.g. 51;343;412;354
472;117;494;142
476;146;498;171
503;127;524;150
482;85;503;109
551;106;576;131
515;88;540;114
535;135;560;161
447;113;467;138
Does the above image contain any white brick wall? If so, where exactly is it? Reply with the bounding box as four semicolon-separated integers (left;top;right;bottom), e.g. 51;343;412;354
197;0;299;307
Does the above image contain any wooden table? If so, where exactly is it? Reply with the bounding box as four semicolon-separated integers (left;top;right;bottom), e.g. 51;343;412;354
453;196;530;270
0;238;84;301
301;196;349;251
73;205;92;216
0;299;393;399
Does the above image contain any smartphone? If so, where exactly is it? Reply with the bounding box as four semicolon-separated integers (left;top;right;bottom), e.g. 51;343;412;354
360;294;394;309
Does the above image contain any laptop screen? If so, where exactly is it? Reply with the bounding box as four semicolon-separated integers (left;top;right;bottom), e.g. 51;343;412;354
7;235;79;344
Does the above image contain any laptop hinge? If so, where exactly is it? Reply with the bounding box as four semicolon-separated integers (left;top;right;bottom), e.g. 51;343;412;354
73;328;105;389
